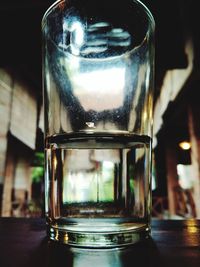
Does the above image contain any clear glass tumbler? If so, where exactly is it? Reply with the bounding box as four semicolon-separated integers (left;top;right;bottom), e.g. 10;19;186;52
42;0;155;247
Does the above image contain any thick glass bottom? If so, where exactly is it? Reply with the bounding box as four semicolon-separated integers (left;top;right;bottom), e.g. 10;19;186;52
47;224;151;248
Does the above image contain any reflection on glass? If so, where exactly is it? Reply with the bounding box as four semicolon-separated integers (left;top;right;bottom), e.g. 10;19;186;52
46;133;150;220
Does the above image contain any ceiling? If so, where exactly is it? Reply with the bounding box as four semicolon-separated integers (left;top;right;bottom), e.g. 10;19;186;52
0;1;52;89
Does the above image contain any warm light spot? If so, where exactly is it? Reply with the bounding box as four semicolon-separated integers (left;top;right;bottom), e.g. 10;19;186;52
184;220;199;234
53;157;57;170
179;141;191;150
63;234;69;243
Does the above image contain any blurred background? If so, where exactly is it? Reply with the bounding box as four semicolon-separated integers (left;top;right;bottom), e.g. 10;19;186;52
0;0;200;219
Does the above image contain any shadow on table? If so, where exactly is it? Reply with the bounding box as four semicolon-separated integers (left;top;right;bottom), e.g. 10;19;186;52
29;237;164;267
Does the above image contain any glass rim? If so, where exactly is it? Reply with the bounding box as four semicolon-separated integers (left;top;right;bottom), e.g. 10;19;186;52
41;0;155;32
41;0;65;30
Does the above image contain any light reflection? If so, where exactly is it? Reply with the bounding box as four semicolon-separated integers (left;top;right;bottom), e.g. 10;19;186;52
182;220;200;247
103;161;114;169
62;153;115;203
71;22;84;47
63;20;85;56
62;54;126;110
53;156;57;171
71;67;125;94
185;219;199;234
72;247;123;267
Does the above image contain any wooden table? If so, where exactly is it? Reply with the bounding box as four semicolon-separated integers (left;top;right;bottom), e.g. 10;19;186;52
0;218;200;267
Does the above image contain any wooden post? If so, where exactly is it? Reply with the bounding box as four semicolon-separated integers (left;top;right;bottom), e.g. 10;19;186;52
0;136;8;186
0;136;8;215
166;144;179;217
0;70;13;215
188;108;200;218
1;148;16;217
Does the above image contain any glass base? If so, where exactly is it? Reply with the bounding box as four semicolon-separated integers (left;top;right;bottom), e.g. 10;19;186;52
48;225;151;248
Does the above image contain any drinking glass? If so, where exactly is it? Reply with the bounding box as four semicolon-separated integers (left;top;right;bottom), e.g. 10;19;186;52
42;0;155;247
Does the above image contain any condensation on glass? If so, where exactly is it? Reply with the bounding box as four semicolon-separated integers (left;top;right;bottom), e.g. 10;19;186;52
42;0;155;247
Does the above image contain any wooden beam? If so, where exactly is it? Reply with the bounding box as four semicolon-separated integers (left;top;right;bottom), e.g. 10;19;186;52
1;148;16;217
